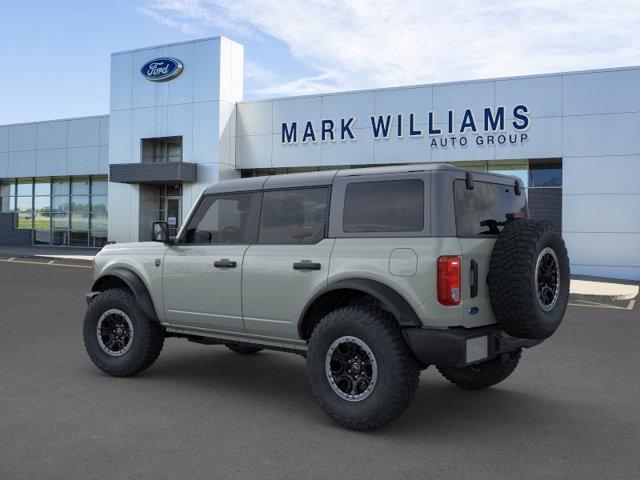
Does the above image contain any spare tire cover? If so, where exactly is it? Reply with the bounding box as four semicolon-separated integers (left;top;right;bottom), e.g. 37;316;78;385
488;219;570;340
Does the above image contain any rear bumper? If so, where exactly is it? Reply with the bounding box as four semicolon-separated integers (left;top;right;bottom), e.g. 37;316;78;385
403;325;542;368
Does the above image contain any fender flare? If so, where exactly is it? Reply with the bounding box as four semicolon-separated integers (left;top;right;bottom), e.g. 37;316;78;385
91;268;159;321
298;278;422;337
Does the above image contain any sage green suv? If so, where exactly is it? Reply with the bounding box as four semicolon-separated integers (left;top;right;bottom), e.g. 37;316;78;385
83;164;569;430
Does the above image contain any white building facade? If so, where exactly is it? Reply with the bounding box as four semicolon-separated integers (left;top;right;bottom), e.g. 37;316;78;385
0;36;638;280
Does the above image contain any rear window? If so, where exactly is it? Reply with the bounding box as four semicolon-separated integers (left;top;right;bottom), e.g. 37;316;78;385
343;179;424;233
454;180;528;236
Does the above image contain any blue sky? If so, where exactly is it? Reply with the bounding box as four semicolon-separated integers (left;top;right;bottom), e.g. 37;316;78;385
1;0;639;125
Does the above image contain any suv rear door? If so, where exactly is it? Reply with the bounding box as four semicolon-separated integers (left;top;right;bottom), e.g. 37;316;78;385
162;192;261;333
453;178;528;327
242;187;333;341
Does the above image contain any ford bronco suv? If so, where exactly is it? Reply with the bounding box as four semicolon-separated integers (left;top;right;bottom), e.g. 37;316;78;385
83;164;569;430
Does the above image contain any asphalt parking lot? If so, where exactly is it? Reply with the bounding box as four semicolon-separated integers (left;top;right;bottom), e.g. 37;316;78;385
1;258;639;480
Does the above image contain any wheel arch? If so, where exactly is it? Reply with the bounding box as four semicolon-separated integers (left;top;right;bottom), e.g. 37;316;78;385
91;268;159;321
298;278;422;340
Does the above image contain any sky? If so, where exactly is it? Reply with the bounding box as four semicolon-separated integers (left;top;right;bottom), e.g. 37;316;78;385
1;0;640;124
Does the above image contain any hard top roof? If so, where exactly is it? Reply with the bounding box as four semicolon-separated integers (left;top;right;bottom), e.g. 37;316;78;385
203;163;519;194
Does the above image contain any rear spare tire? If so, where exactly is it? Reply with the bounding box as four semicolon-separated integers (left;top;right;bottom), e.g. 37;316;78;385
488;219;569;340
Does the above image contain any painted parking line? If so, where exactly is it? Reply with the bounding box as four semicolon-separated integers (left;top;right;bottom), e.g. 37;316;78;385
0;258;92;269
569;298;636;311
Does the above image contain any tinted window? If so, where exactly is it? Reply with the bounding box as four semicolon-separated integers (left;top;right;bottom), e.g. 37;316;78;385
259;188;329;244
343;179;424;233
454;180;528;236
182;193;260;244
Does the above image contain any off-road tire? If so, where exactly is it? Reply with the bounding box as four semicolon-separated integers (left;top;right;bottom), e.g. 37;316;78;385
83;288;164;376
489;219;570;340
437;348;522;390
226;344;263;355
307;304;420;431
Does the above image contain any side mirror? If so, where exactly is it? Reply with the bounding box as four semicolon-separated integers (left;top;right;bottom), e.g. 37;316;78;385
152;221;170;243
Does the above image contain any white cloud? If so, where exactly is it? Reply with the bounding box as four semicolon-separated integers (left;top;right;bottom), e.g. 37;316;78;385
144;0;640;97
140;0;261;39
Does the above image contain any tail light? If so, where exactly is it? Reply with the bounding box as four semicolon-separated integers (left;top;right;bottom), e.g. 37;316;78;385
438;256;461;306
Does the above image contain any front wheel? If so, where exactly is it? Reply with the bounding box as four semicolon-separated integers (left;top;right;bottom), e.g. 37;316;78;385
83;288;164;377
437;348;522;390
307;305;420;431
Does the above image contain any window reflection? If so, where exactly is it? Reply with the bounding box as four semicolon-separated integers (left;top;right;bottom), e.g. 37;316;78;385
2;175;108;247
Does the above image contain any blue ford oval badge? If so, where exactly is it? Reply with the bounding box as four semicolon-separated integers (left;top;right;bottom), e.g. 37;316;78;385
469;307;479;315
140;57;184;82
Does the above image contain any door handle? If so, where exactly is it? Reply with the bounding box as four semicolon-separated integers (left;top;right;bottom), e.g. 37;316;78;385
293;260;321;271
214;258;237;268
470;259;479;298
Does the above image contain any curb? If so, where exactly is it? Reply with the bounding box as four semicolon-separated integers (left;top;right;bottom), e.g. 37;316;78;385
569;292;637;303
0;253;93;265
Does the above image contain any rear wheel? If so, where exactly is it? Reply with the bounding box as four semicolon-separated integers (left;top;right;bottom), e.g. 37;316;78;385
437;349;521;390
226;344;263;355
83;288;164;377
307;304;420;431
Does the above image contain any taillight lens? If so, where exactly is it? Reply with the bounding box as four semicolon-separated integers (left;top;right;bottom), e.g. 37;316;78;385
438;256;461;306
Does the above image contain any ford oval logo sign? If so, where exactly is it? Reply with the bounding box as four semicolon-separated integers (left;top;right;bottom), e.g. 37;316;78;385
140;57;183;82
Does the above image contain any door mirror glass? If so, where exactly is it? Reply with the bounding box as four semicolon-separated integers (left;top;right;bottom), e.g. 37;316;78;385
152;221;170;242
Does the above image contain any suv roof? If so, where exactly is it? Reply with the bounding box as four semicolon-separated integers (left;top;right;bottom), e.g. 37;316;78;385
204;163;522;195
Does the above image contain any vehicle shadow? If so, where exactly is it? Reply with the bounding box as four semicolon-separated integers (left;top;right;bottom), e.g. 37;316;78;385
126;343;595;437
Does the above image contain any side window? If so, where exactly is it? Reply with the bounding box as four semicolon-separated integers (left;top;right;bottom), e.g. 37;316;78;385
258;188;330;244
343;179;424;232
181;192;260;244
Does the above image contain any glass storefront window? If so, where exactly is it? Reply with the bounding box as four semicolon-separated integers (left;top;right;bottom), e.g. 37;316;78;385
52;213;69;229
34;230;51;245
91;195;107;213
529;163;562;187
1;179;16;197
3;175;107;246
16;196;33;229
71;195;90;212
52;229;68;246
71;177;90;195
90;232;108;248
91;177;108;195
165;184;182;196
52;196;70;213
17;214;33;229
0;196;15;213
34;178;51;196
90;213;108;232
33;197;51;229
17;179;33;196
71;213;89;230
52;178;70;195
69;231;89;246
488;163;528;191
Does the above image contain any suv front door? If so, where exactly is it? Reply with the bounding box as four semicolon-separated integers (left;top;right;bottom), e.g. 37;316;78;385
162;192;261;333
242;187;334;341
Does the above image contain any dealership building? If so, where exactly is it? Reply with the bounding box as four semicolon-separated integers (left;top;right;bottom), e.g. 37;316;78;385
0;36;639;280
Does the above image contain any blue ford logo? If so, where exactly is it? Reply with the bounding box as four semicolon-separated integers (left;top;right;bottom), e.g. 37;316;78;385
140;57;183;82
